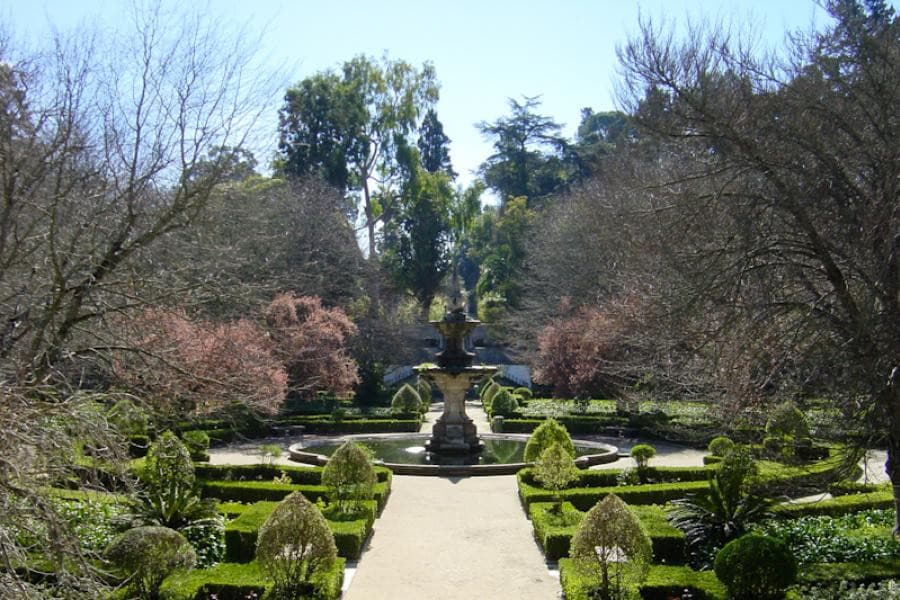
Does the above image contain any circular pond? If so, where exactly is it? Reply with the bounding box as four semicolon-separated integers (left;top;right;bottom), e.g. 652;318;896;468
288;433;618;476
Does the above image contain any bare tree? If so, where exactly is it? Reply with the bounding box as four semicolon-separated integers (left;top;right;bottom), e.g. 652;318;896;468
0;5;281;594
0;5;279;382
615;1;899;529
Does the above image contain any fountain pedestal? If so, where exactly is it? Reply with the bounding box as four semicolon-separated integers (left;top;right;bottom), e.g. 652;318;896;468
418;367;495;454
415;307;496;455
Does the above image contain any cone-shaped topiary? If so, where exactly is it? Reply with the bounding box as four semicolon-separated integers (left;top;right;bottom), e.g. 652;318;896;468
481;381;501;410
321;441;376;514
256;492;338;599
534;442;579;513
524;418;575;462
391;383;422;414
416;377;432;407
570;494;652;598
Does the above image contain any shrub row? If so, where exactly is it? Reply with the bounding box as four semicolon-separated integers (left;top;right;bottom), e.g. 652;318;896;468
519;466;712;488
773;490;893;518
529;502;686;563
199;477;391;512
195;463;393;485
500;416;630;434
559;560;726;600
223;500;377;562
519;474;710;510
158;558;345;600
520;452;851;512
795;558;900;586
198;418;421;444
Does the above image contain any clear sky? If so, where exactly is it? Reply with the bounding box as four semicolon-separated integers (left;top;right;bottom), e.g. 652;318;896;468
1;0;864;189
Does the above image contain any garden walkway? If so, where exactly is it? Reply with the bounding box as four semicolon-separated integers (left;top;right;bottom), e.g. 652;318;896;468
343;473;559;600
344;400;559;600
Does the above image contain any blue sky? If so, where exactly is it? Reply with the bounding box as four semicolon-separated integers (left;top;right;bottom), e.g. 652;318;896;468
2;0;854;188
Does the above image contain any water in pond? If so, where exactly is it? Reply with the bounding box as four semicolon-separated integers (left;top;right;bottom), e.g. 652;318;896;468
302;437;606;466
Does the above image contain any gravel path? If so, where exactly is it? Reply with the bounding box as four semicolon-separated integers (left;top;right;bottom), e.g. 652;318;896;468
343;474;559;600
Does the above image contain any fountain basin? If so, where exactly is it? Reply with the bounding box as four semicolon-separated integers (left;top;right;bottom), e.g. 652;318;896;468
288;433;618;476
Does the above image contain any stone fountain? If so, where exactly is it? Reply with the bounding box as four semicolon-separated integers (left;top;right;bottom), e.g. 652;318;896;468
415;306;497;455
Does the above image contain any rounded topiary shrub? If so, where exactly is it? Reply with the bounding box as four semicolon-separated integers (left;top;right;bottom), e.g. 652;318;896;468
490;389;519;417
524;418;575;462
765;401;810;438
513;387;533;400
416;378;432;411
714;534;797;600
257;492;337;600
481;381;501;410
708;436;735;457
321;441;375;514
391;383;422;414
105;526;196;599
181;430;210;462
630;444;656;469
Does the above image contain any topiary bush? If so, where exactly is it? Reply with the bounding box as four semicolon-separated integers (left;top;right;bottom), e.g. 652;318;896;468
181;430;210;462
490;388;519;417
514;387;533;400
631;444;656;470
321;441;376;515
136;431;213;529
570;494;652;599
534;442;579;513
105;526;196;599
708;436;735;457
416;377;432;410
524;418;575;463
256;492;338;600
481;381;501;410
714;534;796;600
766;401;810;438
390;383;422;415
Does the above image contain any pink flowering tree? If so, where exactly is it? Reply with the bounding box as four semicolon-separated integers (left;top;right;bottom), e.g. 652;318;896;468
264;293;359;399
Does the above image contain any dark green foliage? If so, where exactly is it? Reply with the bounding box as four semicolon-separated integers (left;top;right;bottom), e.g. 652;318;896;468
714;534;797;600
178;515;225;569
158;558;345;600
256;492;337;599
773;489;893;518
180;430;210;462
668;449;775;565
756;509;899;564
321;441;376;514
136;431;214;530
199;478;391;511
524;418;575;462
105;526;196;599
766;402;810;438
107;398;149;437
417;108;455;177
489;388;519;417
707;436;735;458
391;383;422;414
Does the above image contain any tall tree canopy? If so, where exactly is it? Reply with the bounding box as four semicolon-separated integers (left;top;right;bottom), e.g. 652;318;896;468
417;108;456;178
477;96;572;206
276;55;440;257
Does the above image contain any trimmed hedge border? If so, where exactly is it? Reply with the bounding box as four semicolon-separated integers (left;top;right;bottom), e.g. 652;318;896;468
195;462;393;485
796;558;900;585
200;478;391;512
223;500;377;562
528;502;686;563
519;451;852;511
774;490;893;518
559;560;726;600
158;558;345;600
